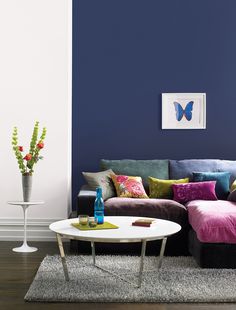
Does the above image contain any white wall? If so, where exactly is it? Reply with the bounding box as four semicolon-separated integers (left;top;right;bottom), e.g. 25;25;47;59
0;0;72;240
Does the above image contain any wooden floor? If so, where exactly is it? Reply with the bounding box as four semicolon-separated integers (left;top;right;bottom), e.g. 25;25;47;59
0;241;235;310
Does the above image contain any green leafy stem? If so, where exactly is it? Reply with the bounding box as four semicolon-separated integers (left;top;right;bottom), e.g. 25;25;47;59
12;121;47;175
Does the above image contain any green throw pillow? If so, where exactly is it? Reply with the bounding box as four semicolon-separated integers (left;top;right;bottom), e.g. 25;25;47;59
82;169;115;200
148;177;189;199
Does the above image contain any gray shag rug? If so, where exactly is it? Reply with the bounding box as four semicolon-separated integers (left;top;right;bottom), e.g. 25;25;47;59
25;255;236;303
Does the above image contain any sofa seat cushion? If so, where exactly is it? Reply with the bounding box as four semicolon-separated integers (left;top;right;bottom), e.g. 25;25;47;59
104;197;187;226
186;200;236;244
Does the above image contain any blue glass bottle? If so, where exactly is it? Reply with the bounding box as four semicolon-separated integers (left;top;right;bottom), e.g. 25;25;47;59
94;187;104;224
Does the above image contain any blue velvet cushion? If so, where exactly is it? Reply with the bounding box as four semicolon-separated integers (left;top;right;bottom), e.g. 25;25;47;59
192;171;231;200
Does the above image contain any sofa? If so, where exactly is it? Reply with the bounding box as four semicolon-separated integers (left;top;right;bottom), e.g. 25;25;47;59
74;159;236;268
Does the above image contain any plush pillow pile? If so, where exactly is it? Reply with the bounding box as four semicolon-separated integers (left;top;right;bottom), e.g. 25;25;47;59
192;171;231;199
148;177;189;199
82;169;115;200
172;181;218;203
111;174;148;198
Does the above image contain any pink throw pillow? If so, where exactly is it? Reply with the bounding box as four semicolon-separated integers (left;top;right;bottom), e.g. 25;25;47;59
172;181;217;203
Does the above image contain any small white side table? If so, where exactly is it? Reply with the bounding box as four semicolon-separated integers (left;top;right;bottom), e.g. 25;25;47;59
7;201;44;253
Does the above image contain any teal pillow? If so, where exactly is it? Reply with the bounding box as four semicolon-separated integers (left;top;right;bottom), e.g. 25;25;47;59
192;172;231;199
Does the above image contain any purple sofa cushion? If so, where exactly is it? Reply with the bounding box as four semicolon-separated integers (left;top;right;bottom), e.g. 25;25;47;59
173;181;218;203
192;171;231;200
104;197;187;226
186;200;236;243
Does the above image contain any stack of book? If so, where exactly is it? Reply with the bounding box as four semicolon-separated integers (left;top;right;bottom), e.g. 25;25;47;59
132;219;155;227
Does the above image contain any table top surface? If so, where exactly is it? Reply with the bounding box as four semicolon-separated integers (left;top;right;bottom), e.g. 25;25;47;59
49;216;181;243
7;201;44;206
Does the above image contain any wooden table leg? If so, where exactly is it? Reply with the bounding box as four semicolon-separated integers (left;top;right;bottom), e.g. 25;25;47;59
91;241;96;265
56;233;69;281
138;240;147;288
158;237;167;269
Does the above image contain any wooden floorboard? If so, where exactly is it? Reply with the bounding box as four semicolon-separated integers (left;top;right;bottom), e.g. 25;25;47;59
0;241;235;310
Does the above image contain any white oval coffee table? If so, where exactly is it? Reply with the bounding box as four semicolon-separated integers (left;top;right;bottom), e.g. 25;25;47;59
50;216;181;287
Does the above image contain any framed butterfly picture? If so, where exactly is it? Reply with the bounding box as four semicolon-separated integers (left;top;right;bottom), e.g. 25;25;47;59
162;93;206;129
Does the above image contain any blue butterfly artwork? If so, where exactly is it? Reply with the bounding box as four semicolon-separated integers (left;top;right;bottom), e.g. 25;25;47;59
173;101;194;121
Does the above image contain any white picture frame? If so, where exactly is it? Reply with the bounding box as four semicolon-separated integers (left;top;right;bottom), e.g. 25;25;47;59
162;93;206;129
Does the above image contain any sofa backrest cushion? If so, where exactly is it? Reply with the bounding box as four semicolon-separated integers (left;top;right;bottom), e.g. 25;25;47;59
217;160;236;185
169;159;219;180
100;159;169;189
104;197;187;227
170;159;236;185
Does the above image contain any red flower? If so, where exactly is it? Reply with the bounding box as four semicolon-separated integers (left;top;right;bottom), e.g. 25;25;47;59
18;146;23;152
24;154;32;161
37;141;44;149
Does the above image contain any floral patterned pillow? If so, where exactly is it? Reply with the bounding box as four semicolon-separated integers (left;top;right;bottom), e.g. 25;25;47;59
111;174;148;198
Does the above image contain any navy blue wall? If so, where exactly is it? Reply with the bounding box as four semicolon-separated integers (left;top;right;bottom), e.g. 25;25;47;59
72;0;236;208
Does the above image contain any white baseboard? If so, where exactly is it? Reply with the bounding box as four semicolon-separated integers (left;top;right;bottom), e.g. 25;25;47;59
0;218;65;241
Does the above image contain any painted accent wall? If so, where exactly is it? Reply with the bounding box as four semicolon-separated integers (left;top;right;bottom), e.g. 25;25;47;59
73;0;236;208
